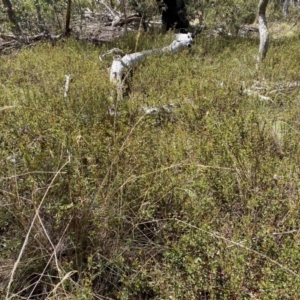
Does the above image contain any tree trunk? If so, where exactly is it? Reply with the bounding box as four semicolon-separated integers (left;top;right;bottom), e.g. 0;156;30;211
34;0;44;30
258;0;269;61
283;0;290;16
121;0;127;33
65;0;72;37
158;0;189;32
2;0;21;34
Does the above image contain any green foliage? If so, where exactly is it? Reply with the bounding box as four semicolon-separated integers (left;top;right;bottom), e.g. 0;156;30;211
0;0;94;33
0;0;297;38
129;0;159;19
190;0;257;34
128;0;259;33
2;30;300;299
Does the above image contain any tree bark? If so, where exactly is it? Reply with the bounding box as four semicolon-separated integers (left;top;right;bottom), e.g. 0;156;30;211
121;0;127;33
158;0;189;32
2;0;21;34
65;0;72;37
258;0;269;61
283;0;290;16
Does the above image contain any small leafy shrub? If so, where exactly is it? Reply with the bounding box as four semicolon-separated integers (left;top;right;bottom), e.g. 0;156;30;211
1;31;300;299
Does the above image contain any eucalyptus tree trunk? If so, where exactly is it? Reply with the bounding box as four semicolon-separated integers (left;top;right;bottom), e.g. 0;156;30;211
283;0;290;16
65;0;72;37
258;0;269;61
159;0;189;32
2;0;21;34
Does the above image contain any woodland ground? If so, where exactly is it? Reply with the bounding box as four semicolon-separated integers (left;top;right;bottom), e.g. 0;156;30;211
1;14;300;299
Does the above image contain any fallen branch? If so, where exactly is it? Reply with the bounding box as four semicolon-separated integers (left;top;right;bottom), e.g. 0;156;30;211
0;32;63;52
99;47;125;62
95;0;120;18
244;88;273;102
110;32;193;86
0;33;16;40
64;75;71;98
140;103;175;115
243;80;300;101
0;32;61;42
110;14;141;27
109;32;193;101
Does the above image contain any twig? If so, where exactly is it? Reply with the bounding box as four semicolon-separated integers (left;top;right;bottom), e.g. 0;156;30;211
0;32;63;52
173;218;300;278
1;171;66;180
244;88;273;101
115;162;234;193
45;271;77;298
110;14;140;27
99;48;125;61
0;105;18;111
96;0;119;18
0;33;16;40
64;75;71;98
273;229;300;235
28;218;73;299
5;153;71;300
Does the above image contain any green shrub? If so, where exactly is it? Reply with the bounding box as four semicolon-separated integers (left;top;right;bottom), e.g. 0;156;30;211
1;32;300;299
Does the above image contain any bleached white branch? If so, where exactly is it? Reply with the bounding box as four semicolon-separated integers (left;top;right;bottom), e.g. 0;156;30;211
96;0;119;18
244;88;272;101
110;33;193;86
99;48;125;62
64;75;71;98
140;103;175;115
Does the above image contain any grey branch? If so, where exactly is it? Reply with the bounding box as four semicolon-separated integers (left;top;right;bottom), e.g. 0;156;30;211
258;0;269;61
110;33;193;86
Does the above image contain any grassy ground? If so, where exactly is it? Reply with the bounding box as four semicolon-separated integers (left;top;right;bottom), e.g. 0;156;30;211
1;32;300;299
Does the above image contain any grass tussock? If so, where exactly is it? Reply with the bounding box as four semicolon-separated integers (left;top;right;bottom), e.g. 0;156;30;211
1;33;300;299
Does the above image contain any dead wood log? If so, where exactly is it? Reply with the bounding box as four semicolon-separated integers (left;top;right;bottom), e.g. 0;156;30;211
110;33;193;101
109;32;193;101
104;14;141;27
0;32;62;52
110;32;193;86
64;75;71;98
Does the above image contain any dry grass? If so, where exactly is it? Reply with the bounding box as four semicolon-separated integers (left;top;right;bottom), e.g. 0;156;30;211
1;28;300;299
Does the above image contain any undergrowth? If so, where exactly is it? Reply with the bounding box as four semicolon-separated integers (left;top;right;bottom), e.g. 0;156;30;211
1;33;300;299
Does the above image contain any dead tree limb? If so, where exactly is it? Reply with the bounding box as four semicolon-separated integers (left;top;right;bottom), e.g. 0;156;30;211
0;32;63;52
112;14;140;27
64;75;71;98
96;0;119;18
110;33;193;101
